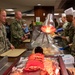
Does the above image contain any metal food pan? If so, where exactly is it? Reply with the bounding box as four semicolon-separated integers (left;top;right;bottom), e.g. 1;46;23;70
2;56;70;75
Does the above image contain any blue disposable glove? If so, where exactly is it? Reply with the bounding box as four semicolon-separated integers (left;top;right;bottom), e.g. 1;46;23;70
56;28;63;32
59;45;69;50
59;47;65;50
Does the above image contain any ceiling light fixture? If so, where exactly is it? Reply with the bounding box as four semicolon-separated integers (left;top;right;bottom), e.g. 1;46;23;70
5;9;14;11
54;13;59;16
37;4;41;6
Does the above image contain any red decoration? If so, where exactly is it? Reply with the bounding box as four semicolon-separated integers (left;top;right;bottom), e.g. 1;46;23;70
41;25;56;33
23;53;44;72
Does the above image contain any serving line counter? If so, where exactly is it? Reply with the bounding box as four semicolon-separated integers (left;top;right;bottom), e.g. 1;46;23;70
0;56;13;75
0;48;74;75
1;56;20;75
0;49;27;75
28;25;70;75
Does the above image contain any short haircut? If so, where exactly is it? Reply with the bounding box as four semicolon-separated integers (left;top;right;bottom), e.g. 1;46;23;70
0;9;6;14
35;46;43;54
15;11;21;15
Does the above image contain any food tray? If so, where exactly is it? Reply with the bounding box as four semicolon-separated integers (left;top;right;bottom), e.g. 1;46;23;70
0;49;26;62
0;49;26;57
23;39;30;43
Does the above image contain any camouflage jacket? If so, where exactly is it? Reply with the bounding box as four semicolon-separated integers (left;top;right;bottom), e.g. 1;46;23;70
10;19;24;41
0;24;11;53
62;21;69;30
63;22;75;43
71;29;75;56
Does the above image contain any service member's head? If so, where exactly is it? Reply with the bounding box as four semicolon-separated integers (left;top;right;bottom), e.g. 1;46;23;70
15;11;22;20
0;9;6;23
61;13;66;22
66;15;73;22
64;7;73;22
61;17;66;23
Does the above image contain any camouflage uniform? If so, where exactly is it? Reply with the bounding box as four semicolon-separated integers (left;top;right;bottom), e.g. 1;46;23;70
70;29;75;56
59;22;69;36
10;19;24;48
0;24;11;54
63;22;74;43
62;21;69;30
62;22;75;54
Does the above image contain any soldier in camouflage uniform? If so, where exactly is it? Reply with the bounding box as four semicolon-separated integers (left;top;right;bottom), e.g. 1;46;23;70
62;15;74;41
0;9;14;54
61;13;68;30
61;15;75;54
63;8;75;44
10;11;26;48
69;12;75;57
58;7;75;54
55;8;74;54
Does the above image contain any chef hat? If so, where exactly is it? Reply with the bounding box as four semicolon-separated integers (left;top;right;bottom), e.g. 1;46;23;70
64;7;73;15
61;13;66;17
73;10;75;17
59;18;63;23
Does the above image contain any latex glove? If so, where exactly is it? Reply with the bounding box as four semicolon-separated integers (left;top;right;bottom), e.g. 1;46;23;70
56;28;63;32
59;47;65;50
